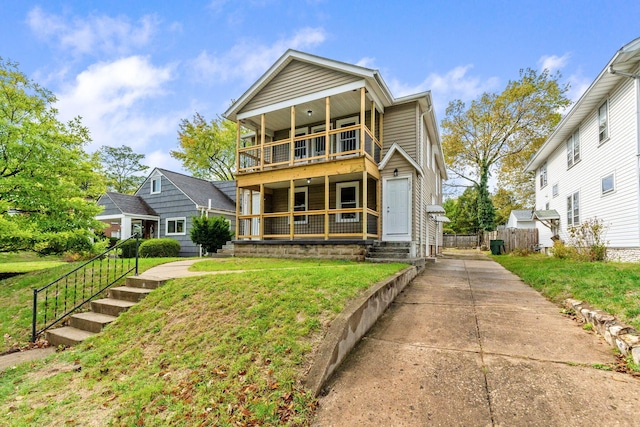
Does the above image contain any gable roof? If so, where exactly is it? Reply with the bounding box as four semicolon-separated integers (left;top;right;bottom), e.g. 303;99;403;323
224;49;396;122
378;142;423;175
509;210;534;221
102;192;158;216
155;168;235;212
526;37;640;172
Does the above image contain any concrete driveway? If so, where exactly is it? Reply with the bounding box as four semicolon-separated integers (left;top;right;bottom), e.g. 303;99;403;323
313;252;640;426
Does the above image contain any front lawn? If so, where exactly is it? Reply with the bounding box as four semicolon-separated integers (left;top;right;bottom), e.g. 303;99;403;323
0;259;406;426
0;252;66;274
493;254;640;330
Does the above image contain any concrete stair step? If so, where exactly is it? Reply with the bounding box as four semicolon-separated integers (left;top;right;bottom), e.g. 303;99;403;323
372;242;411;248
125;276;166;289
69;312;117;333
91;298;136;316
46;326;95;347
367;252;410;259
368;247;410;254
108;286;152;302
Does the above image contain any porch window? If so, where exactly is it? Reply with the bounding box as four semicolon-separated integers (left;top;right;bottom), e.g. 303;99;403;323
566;129;580;167
336;181;360;222
293;127;308;160
151;177;161;194
336;116;359;153
290;187;308;224
311;124;327;157
166;217;186;235
566;192;579;227
598;100;608;143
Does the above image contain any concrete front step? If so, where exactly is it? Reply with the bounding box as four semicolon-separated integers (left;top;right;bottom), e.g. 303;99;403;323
108;286;152;302
69;312;117;333
368;247;410;254
46;326;95;347
125;276;166;289
91;298;136;316
367;252;411;259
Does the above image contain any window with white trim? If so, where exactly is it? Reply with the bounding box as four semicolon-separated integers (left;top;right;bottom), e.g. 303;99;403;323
336;181;360;222
166;217;186;235
539;162;547;188
336;116;359;153
566;129;580;167
598;100;608;143
552;183;559;197
566;192;579;228
311;124;328;157
293;127;308;160
151;177;161;194
289;187;308;224
601;173;615;195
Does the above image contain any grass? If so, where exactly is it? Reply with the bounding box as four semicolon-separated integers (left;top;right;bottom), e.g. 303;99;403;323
190;257;357;272
0;259;406;426
493;253;640;330
0;257;182;353
0;252;67;274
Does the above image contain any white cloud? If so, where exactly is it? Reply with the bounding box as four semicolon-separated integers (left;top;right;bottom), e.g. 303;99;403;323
56;56;179;153
190;27;326;83
27;6;158;57
538;53;571;73
145;150;184;172
356;57;376;69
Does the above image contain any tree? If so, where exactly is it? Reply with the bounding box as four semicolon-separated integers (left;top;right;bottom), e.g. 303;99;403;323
441;68;570;231
96;145;149;194
190;215;233;253
171;113;236;181
492;187;525;226
444;187;480;234
0;58;105;253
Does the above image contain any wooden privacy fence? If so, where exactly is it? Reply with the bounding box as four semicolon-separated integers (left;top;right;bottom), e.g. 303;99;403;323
443;234;481;249
483;228;538;253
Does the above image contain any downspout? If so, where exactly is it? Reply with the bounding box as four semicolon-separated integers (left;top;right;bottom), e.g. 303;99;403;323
419;107;431;257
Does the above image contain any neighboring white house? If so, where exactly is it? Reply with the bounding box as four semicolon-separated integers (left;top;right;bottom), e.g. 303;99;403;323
506;210;535;229
525;37;640;261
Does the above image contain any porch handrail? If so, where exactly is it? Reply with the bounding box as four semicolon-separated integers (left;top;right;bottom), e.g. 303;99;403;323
31;233;140;342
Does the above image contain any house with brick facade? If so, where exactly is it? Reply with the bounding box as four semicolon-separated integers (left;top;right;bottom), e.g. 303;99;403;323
223;50;447;261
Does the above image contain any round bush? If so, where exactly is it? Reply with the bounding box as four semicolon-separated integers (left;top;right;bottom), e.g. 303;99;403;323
139;238;181;257
119;238;145;258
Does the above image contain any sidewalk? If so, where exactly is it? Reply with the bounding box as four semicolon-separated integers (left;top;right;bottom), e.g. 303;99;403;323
313;252;640;426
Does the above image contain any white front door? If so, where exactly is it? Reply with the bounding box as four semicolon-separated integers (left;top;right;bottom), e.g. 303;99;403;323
242;190;261;240
383;176;411;241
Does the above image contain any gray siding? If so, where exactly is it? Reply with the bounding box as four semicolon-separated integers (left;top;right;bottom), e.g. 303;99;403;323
383;103;417;159
97;194;121;216
137;175;199;256
241;61;361;113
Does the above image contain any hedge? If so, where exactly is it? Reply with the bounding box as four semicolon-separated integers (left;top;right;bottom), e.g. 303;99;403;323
139;238;181;257
119;238;145;258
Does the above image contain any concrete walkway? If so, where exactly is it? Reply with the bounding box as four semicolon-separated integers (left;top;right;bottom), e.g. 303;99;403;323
313;253;640;426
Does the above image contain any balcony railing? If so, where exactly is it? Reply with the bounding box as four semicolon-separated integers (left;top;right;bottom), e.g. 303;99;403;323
238;126;382;173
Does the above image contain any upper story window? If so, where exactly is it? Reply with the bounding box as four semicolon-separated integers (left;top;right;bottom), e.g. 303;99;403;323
566;129;580;167
598;100;609;143
336;116;360;154
567;192;579;228
539;162;547;189
151;177;161;194
552;183;559;197
601;173;615;195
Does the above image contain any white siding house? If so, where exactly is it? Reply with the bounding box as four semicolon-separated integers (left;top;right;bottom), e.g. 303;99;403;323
506;210;535;229
525;37;640;261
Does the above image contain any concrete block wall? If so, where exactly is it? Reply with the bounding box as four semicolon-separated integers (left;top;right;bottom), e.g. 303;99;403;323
233;243;368;261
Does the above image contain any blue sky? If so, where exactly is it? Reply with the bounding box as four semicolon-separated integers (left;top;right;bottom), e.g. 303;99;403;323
2;1;639;175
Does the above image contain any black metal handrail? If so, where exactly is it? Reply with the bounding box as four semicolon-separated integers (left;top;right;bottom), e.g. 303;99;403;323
31;234;140;342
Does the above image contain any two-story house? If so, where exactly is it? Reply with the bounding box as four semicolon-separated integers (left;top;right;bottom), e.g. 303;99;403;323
526;37;640;261
223;50;447;261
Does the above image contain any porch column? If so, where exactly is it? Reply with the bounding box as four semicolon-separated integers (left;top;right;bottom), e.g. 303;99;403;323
325;96;330;162
248;189;253;237
259;183;265;240
289;179;295;240
121;216;132;240
290;106;296;166
371;101;376;156
236;186;241;240
360;88;366;156
362;171;368;240
260;114;265;171
324;174;330;240
380;112;384;147
377;178;381;240
236;120;241;173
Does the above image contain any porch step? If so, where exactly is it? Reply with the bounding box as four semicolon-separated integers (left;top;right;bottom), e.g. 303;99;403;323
125;276;166;289
367;246;410;254
46;326;95;347
218;241;235;256
91;298;136;316
108;286;152;302
366;241;412;260
69;312;117;333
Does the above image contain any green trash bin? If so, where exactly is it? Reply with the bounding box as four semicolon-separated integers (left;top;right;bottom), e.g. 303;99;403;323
490;239;504;255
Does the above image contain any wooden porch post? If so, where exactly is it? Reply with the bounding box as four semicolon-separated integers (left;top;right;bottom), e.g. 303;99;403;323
371;101;376;156
290;106;296;166
360;88;366;156
324;174;330;240
260;114;265;171
236;186;241;240
236;120;241;173
248;189;253;237
289;179;295;240
259;183;264;240
377;177;381;240
362;171;368;240
325;96;330;162
379;112;384;148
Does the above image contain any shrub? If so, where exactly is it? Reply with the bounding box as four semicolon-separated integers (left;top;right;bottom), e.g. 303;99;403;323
118;238;145;258
139;238;181;257
190;215;233;254
510;247;530;257
568;217;609;261
551;240;577;259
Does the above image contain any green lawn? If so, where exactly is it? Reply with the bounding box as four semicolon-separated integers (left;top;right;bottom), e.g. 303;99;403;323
0;252;66;273
493;254;640;330
0;257;182;353
0;259;406;426
190;257;357;271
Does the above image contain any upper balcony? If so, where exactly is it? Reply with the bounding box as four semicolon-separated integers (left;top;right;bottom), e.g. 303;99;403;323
236;87;382;174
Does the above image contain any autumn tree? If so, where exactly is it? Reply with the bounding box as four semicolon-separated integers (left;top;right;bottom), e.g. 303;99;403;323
492;187;525;226
171;113;236;181
441;68;570;232
96;145;148;194
443;187;480;234
0;58;105;253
